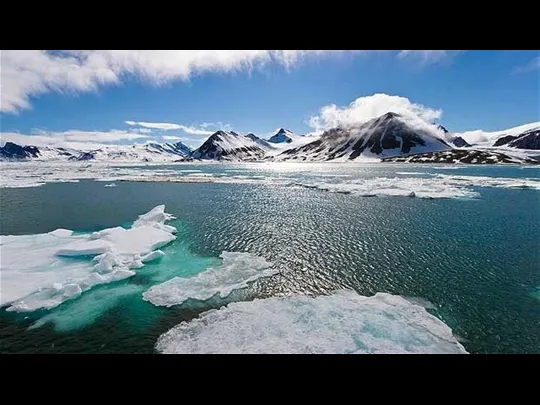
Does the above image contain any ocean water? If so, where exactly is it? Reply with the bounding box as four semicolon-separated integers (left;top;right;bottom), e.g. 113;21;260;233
0;163;539;353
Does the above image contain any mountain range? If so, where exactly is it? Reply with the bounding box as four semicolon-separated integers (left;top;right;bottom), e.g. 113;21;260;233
2;114;539;164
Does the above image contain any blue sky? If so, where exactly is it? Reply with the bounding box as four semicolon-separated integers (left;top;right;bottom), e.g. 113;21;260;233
1;50;538;149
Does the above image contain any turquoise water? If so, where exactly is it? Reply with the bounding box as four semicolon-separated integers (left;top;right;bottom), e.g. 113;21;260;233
0;163;539;353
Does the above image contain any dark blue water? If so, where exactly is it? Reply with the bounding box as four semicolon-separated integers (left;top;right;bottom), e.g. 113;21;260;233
0;164;539;353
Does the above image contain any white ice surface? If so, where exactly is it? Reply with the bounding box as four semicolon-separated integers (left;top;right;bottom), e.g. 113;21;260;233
289;177;477;199
156;290;468;354
1;162;538;202
457;122;539;146
143;251;276;307
0;205;177;312
289;174;540;199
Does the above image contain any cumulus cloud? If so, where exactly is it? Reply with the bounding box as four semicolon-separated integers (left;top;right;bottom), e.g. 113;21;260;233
1;50;462;114
307;93;443;132
0;129;148;148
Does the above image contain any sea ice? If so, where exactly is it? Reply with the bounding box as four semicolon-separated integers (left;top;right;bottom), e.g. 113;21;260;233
155;290;468;354
290;174;540;199
0;205;177;312
143;251;277;307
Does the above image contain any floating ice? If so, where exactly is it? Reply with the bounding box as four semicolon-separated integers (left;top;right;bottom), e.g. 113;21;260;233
143;251;277;307
289;177;478;199
156;290;468;354
0;205;177;312
290;174;540;199
434;174;540;190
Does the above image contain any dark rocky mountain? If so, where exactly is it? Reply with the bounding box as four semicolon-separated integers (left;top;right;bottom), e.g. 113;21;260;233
382;149;539;164
507;129;540;150
437;125;449;134
452;136;472;148
0;140;193;162
246;133;272;148
273;112;451;161
191;131;267;161
0;142;41;159
268;128;295;143
493;135;519;147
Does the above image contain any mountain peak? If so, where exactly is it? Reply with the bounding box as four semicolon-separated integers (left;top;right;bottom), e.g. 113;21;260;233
268;128;295;144
437;125;449;134
380;112;402;120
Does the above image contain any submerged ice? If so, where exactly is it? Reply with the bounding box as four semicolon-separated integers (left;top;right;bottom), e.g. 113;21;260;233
143;251;277;307
0;205;177;312
156;290;468;354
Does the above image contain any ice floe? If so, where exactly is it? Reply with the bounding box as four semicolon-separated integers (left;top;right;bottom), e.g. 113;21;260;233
155;290;468;354
289;177;478;199
289;174;540;199
1;162;538;202
0;205;177;312
143;251;277;307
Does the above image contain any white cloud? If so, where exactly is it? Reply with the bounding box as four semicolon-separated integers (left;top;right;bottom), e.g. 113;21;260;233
162;135;190;141
1;50;462;114
125;121;182;130
135;128;153;134
513;56;540;73
397;50;462;65
0;129;148;148
125;120;228;135
307;93;443;132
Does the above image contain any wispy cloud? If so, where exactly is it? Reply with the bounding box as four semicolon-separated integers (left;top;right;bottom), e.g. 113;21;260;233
125;121;183;131
308;93;443;132
0;129;149;148
125;120;231;135
397;50;463;66
1;50;463;114
161;135;190;141
513;56;540;73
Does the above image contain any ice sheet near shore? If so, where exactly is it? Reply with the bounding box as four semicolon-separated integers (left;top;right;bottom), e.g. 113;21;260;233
289;174;540;199
1;162;538;201
156;290;468;354
0;205;176;312
143;251;277;307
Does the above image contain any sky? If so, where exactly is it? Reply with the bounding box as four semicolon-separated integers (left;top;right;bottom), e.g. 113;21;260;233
1;50;539;150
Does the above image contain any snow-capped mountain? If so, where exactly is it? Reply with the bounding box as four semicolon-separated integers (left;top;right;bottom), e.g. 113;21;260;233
191;131;268;161
2;117;538;164
0;141;193;162
268;128;296;144
506;128;539;149
455;122;540;148
447;122;540;162
0;142;41;159
272;112;451;162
